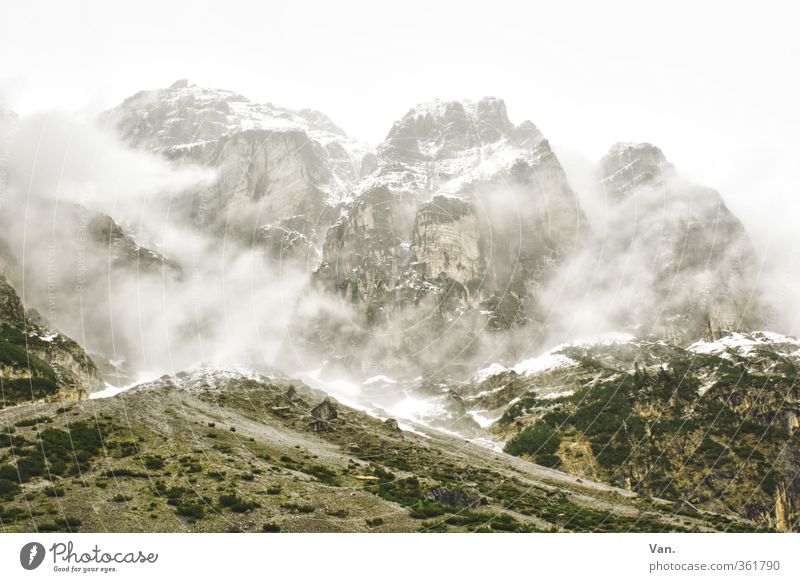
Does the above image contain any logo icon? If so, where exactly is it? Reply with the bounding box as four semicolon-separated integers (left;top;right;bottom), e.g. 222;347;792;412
20;542;46;570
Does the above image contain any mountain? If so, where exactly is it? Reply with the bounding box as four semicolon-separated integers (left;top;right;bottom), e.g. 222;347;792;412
105;80;370;259
1;83;792;533
592;142;760;341
87;213;181;275
453;331;799;531
289;98;587;376
0;368;758;532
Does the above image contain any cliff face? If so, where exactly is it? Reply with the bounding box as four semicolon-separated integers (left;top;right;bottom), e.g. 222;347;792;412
0;274;102;406
411;195;483;293
290;98;586;374
316;186;401;324
87;213;181;275
106;80;369;255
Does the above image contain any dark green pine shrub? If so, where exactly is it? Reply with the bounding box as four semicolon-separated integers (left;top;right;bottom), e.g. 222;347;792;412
504;423;561;458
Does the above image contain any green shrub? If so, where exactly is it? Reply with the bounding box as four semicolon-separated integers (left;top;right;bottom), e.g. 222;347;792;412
0;478;20;498
280;502;314;513
219;494;260;513
175;503;205;519
44;486;65;497
142;456;165;471
304;464;338;486
409;501;449;519
14;416;53;427
504;424;561;457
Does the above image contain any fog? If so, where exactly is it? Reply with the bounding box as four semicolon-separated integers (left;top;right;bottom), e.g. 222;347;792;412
0;108;309;383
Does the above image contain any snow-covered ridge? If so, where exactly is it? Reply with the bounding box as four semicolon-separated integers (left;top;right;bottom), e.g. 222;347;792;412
108;80;371;204
91;365;282;399
116;79;357;147
468;330;799;397
350;96;546;202
472;332;635;382
689;331;800;360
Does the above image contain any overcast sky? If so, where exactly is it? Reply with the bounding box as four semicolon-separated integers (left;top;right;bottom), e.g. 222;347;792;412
2;1;798;253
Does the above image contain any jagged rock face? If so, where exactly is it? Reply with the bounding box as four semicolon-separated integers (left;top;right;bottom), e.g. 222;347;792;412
464;145;586;326
594;143;759;340
292;98;585;374
381;98;514;163
411;195;483;292
215;129;329;211
316;186;401;324
0;274;26;330
0;274;102;405
362;97;544;197
106;81;368;250
599;142;675;200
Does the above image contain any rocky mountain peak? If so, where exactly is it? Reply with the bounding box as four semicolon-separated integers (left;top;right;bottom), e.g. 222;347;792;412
109;80;358;156
356;98;548;201
168;78;190;89
599;141;675;199
104;81;372;250
383;96;537;161
587;141;760;341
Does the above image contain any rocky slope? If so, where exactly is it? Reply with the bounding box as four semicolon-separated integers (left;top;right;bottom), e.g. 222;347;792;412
0;273;102;405
0;368;759;532
453;332;800;531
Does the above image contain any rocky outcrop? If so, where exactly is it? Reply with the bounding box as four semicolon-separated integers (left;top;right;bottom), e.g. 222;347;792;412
411;195;483;295
0;274;102;406
315;186;402;324
88;213;181;275
773;481;798;532
599;142;675;200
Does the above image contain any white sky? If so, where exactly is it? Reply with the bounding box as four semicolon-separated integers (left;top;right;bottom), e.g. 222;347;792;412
2;0;799;252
